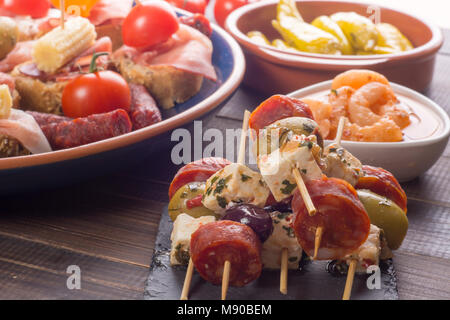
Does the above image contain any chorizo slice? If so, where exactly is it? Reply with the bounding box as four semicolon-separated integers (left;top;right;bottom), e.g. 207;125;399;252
129;83;162;130
40;109;132;150
249;95;314;134
168;157;231;199
190;220;262;287
356;165;407;213
292;177;371;260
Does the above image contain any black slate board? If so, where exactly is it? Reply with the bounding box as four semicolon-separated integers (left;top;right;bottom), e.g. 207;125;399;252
145;208;398;300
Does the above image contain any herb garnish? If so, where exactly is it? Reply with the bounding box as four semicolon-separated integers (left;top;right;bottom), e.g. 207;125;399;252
280;179;296;195
241;174;252;182
216;196;227;208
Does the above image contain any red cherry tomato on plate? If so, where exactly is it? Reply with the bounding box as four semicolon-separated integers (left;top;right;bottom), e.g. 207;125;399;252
2;0;50;18
214;0;256;28
62;53;131;118
122;1;179;48
165;0;206;14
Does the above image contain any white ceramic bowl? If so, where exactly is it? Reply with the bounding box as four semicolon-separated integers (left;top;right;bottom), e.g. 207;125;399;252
288;81;450;182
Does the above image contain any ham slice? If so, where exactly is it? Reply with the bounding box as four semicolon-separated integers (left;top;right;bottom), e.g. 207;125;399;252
89;0;134;26
0;109;52;154
0;41;34;73
114;24;217;81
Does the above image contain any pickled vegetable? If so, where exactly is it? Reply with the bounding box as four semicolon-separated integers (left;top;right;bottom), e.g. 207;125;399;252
272;38;295;51
168;181;215;221
357;189;408;250
272;0;341;54
312;15;353;55
247;31;271;46
330;12;378;52
376;23;413;52
222;204;273;242
0;17;18;60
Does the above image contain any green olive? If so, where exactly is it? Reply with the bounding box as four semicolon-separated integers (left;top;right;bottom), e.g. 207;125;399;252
168;181;216;221
256;117;322;156
357;189;408;250
0;17;18;60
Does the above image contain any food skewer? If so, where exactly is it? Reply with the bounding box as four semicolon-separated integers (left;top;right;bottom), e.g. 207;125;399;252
332;117;359;300
280;248;289;294
221;110;251;300
312;116;346;260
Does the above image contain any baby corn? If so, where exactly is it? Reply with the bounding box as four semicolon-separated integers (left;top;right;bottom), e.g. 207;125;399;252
32;17;96;73
0;84;12;119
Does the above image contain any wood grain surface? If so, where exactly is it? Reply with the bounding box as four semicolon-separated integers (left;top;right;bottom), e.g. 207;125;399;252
0;42;449;300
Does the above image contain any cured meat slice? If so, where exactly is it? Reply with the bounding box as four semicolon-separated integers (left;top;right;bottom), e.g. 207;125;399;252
128;83;161;130
40;109;132;150
190;220;262;287
0;109;52;154
356;165;407;213
292;176;371;260
113;24;217;81
169;157;231;199
249;95;314;134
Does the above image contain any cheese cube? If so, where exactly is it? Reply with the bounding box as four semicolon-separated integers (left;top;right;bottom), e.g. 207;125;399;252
170;213;215;266
344;224;381;273
0;84;12;119
202;163;270;214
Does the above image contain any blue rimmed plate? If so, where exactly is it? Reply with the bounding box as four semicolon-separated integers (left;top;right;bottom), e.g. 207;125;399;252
0;9;245;194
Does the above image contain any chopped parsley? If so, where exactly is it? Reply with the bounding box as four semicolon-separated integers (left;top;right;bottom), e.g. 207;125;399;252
282;225;295;238
214;175;231;195
241;174;252;182
277;212;291;220
301;169;307;174
216;196;227;209
302;122;315;134
331;89;338;96
300;141;313;149
259;179;265;187
329;147;337;153
280;179;296;195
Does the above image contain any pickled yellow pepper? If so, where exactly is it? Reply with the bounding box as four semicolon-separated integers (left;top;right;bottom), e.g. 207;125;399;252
376;23;413;52
272;0;341;54
247;31;271;46
311;15;354;55
330;12;379;52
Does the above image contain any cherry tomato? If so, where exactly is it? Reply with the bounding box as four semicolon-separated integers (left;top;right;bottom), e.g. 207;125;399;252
122;1;179;48
62;54;131;118
2;0;50;18
214;0;249;28
165;0;206;14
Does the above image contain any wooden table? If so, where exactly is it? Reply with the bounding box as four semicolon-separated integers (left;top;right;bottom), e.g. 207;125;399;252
1;35;449;301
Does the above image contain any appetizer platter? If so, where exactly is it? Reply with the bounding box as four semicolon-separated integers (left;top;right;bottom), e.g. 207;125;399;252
0;0;245;193
147;71;414;300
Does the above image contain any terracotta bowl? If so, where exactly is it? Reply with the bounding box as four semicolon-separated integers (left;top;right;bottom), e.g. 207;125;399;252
225;0;444;94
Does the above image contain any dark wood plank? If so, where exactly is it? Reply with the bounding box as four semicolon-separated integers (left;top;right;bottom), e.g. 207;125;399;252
0;234;147;299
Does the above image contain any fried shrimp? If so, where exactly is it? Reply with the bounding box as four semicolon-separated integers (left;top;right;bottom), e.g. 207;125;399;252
331;69;390;90
328;86;354;138
348;82;397;126
342;117;403;142
302;98;332;138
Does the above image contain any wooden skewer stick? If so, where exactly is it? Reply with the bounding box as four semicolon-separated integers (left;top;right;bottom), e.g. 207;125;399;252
342;259;357;300
292;168;316;216
280;247;288;295
313;226;323;260
60;0;65;29
180;258;194;300
335;117;347;147
221;260;231;300
222;110;251;300
237;110;251;165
